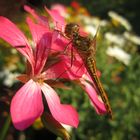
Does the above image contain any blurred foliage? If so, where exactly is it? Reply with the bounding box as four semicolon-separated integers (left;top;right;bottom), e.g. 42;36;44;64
0;1;140;140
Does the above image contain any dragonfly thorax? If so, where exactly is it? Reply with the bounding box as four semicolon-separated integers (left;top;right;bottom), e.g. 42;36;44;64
73;35;92;52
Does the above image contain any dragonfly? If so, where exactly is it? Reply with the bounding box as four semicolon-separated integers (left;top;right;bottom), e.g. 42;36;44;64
61;23;113;119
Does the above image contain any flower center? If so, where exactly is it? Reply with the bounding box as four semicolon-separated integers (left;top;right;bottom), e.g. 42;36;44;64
32;75;45;85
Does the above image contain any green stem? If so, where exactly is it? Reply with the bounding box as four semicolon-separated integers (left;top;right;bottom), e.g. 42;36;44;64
0;114;11;140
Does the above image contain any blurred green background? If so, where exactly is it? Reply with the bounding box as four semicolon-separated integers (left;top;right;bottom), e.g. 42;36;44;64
0;0;140;140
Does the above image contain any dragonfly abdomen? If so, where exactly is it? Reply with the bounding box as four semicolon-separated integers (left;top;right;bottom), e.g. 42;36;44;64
85;57;113;118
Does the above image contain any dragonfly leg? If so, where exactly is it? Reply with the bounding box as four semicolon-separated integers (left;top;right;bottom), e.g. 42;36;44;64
63;40;73;54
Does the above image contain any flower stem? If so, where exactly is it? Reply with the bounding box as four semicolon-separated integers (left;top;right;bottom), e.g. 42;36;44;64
0;114;11;140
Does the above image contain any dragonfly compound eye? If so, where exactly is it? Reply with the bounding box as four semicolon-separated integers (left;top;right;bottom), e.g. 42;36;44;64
64;23;80;38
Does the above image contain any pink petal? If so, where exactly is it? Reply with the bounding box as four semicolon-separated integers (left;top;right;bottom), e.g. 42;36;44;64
43;56;80;80
41;83;79;128
51;31;71;52
0;17;35;74
45;53;86;80
0;16;27;46
34;34;52;75
24;5;49;28
80;74;107;114
26;18;52;74
44;56;70;79
10;79;43;130
26;17;50;46
0;16;34;65
44;35;86;80
51;4;67;17
45;7;65;30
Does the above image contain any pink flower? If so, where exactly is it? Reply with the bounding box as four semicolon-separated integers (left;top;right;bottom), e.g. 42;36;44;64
24;5;107;115
0;16;79;130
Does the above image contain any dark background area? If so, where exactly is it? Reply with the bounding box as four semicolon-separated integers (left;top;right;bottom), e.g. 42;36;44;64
0;0;139;34
28;0;140;35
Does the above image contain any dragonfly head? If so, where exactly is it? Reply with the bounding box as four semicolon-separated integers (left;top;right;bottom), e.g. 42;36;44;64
64;23;79;39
